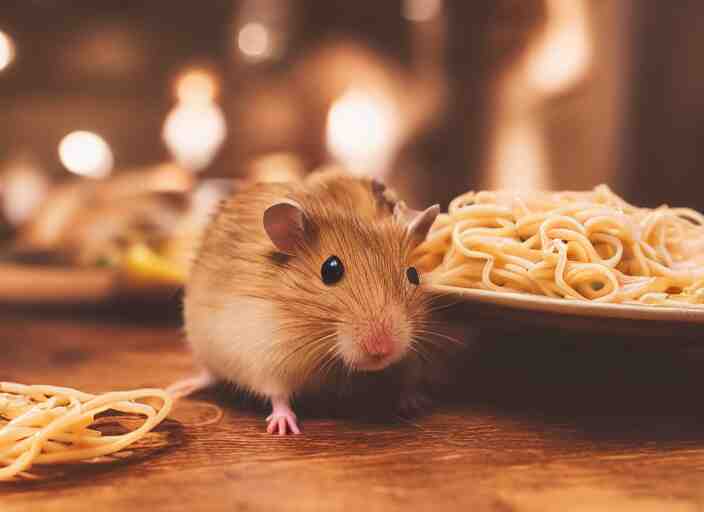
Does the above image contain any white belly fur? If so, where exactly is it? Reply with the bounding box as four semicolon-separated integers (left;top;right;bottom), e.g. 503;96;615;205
184;291;292;398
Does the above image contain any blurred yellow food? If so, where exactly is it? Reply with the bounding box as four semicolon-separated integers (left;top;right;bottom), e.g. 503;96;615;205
122;243;186;287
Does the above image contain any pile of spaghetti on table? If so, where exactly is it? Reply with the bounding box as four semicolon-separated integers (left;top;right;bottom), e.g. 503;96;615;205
0;382;172;480
412;185;704;307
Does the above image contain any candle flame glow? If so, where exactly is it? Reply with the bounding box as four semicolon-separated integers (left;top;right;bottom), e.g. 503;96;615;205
326;89;399;177
58;131;114;179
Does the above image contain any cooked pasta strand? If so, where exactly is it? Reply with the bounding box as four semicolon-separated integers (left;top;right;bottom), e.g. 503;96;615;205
0;382;172;480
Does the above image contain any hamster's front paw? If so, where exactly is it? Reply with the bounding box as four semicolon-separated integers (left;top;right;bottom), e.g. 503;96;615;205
397;391;432;419
266;396;301;435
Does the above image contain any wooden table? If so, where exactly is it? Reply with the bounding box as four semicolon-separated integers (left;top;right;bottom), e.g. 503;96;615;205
2;309;704;511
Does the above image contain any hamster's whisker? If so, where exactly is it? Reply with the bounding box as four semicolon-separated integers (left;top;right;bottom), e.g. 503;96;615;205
410;338;441;366
416;338;446;364
317;345;342;380
305;337;338;370
414;322;471;341
421;299;462;315
412;317;459;326
407;342;432;364
411;334;459;359
275;331;337;371
412;328;464;347
303;334;339;370
268;327;333;350
411;323;464;343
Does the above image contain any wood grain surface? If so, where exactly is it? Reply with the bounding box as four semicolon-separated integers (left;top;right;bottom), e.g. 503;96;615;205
2;310;704;511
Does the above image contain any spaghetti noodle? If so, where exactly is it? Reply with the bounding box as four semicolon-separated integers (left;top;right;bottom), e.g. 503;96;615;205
0;382;172;480
412;185;704;307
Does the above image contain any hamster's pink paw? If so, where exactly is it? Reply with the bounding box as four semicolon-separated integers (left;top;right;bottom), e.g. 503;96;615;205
266;411;301;435
398;391;431;419
266;397;301;435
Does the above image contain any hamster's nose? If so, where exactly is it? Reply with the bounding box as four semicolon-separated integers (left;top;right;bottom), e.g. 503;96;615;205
361;332;394;358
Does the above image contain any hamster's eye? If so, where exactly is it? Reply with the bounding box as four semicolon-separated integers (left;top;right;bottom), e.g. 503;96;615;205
321;255;344;285
406;267;420;285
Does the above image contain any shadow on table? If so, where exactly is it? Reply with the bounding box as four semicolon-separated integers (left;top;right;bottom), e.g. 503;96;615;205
198;325;704;445
444;327;704;444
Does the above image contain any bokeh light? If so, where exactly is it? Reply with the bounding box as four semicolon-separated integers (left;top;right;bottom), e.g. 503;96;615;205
526;0;592;95
58;131;114;179
0;31;16;72
162;102;227;172
326;89;399;177
175;68;219;104
402;0;442;22
249;152;305;183
1;156;49;226
238;22;271;61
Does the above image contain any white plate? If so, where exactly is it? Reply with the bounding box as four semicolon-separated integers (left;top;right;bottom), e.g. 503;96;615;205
429;284;704;338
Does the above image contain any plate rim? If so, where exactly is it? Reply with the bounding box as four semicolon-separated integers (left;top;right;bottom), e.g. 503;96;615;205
428;284;704;324
0;263;180;304
0;263;118;303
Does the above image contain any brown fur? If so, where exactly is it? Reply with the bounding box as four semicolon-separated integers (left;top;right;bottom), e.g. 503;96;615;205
184;170;443;413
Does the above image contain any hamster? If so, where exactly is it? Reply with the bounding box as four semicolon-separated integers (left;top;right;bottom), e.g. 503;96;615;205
184;170;445;434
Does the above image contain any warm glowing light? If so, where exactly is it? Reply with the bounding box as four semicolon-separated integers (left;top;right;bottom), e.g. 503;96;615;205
486;118;550;191
147;163;193;193
238;22;271;60
58;131;114;179
249;152;304;183
175;69;218;104
402;0;442;22
486;0;592;191
1;156;49;226
0;31;15;72
326;89;400;177
526;0;592;95
162;103;227;172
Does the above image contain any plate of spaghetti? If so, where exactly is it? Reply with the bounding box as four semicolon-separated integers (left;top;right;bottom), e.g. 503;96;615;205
413;185;704;335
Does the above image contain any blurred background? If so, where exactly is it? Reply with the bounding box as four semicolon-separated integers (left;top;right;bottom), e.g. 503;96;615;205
0;0;701;304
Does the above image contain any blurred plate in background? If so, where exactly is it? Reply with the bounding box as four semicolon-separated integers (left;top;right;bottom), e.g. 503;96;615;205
0;263;180;305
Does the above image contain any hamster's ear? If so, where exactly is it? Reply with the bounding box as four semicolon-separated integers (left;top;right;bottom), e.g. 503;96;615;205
394;202;440;245
370;179;399;213
371;179;386;196
263;199;309;255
